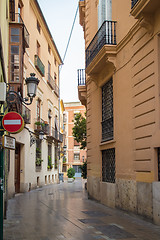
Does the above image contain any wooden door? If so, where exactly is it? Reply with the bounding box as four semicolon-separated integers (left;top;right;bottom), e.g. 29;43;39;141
15;144;20;193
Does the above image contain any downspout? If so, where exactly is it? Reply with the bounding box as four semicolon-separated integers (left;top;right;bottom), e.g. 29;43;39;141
0;29;7;83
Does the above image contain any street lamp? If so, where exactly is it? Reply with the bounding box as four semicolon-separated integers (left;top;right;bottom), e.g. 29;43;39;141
25;73;40;100
39;131;44;141
6;73;40;111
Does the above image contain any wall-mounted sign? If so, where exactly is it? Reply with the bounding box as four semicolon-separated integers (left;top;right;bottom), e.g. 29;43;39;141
2;112;24;133
2;135;16;150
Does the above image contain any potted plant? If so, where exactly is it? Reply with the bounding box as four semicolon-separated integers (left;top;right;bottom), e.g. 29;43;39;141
67;167;75;183
36;158;43;166
35;121;45;130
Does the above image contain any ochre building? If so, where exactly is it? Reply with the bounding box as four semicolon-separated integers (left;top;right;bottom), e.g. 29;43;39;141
78;0;160;224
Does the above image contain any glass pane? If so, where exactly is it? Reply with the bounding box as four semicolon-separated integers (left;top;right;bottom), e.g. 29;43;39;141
11;35;19;43
11;28;20;35
11;45;19;54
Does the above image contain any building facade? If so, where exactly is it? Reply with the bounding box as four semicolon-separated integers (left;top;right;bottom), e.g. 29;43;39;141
63;102;86;178
7;0;62;198
0;0;9;220
78;0;160;224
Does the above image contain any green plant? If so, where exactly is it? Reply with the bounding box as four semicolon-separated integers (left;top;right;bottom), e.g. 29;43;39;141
67;168;75;178
35;121;45;127
36;147;41;153
36;158;43;166
63;157;66;163
48;155;53;170
79;162;87;179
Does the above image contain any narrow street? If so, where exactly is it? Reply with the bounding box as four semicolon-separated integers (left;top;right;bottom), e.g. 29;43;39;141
3;180;160;240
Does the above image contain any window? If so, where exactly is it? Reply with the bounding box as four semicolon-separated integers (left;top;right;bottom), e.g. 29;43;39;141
102;148;115;183
37;99;41;121
98;0;112;28
36;41;40;57
54;73;57;83
48;110;52;135
36;139;42;166
48;143;52;170
9;0;15;21
37;20;41;33
10;28;20;83
48;61;51;75
48;44;51;54
54;57;56;66
102;78;113;141
74;153;80;161
73;165;81;173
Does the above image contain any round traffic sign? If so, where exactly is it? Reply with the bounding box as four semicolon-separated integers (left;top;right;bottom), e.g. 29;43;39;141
2;112;24;133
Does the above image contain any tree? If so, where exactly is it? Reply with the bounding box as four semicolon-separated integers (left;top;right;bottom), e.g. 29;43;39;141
72;113;86;149
79;161;87;179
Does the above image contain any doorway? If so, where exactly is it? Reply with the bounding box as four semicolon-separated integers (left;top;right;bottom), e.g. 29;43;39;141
15;143;21;193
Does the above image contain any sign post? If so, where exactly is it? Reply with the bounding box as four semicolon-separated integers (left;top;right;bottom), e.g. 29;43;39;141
0;114;4;240
0;112;23;239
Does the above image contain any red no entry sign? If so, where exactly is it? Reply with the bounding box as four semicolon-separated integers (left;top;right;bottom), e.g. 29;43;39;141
2;112;24;133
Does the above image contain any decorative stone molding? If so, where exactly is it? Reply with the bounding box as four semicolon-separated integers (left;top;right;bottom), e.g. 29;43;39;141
139;13;154;36
86;45;116;87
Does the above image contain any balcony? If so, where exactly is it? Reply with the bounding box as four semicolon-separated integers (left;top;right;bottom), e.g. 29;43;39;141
131;0;160;19
10;13;29;48
34;55;45;77
79;0;85;29
34;118;49;135
54;83;59;97
47;126;63;143
77;69;86;106
86;20;117;68
21;104;31;124
47;73;54;90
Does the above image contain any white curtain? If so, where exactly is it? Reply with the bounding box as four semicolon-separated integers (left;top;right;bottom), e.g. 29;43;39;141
98;0;112;29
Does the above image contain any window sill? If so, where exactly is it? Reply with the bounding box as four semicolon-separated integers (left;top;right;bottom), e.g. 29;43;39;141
99;139;116;150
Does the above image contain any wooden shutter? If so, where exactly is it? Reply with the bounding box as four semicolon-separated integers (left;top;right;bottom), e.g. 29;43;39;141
9;0;15;21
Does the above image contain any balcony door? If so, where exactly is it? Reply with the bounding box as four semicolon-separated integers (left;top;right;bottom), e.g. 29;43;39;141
98;0;112;44
98;0;112;28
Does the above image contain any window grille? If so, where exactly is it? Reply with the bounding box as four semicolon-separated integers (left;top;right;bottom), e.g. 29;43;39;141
102;78;113;141
157;148;160;181
102;148;115;183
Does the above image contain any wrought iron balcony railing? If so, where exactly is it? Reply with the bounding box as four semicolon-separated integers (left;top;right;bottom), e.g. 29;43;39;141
47;73;55;90
131;0;139;8
54;83;59;97
86;20;117;68
34;118;49;135
47;126;63;142
34;55;45;77
78;69;86;86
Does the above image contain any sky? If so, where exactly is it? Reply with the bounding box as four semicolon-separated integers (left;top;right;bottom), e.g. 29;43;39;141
37;0;85;103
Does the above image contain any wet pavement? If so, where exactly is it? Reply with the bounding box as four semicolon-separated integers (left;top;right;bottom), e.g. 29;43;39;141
3;179;160;240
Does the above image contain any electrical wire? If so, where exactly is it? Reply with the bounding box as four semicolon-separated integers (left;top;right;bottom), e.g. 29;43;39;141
60;4;79;71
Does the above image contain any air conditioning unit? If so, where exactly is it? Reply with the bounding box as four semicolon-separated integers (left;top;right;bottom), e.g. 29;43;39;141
0;82;6;103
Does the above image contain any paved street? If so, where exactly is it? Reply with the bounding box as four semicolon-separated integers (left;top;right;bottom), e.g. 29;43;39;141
3;179;160;240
